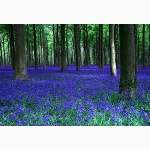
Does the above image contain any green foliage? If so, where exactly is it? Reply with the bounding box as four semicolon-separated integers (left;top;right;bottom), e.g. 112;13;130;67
107;92;121;105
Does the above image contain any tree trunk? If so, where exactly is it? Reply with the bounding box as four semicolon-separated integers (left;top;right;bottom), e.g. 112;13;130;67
98;25;103;68
110;24;117;76
46;40;49;65
26;24;30;67
66;24;69;66
38;29;41;66
79;26;82;67
53;24;56;67
14;24;29;80
119;24;136;99
85;25;90;67
96;29;98;65
42;24;46;68
0;41;2;66
9;24;16;69
137;33;140;66
7;36;10;65
114;24;120;68
74;24;80;71
56;24;60;67
39;27;43;66
3;37;6;66
149;25;150;65
142;24;145;69
72;38;75;65
100;24;104;69
61;24;66;72
134;24;138;72
83;25;87;66
33;24;38;70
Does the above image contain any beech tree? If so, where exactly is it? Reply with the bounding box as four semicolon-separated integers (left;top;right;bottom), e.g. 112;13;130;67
61;24;66;72
9;24;15;70
74;24;80;71
53;24;56;67
119;24;136;99
14;24;29;80
33;24;38;70
110;24;117;76
42;24;46;68
142;24;145;69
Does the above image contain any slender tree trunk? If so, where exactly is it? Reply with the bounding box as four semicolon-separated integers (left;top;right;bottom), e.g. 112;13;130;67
72;37;75;65
29;42;31;67
53;24;56;67
0;41;3;66
7;36;10;65
85;25;90;67
38;29;41;66
42;24;46;68
39;27;43;66
114;24;120;68
96;29;98;65
98;25;103;68
26;24;30;67
46;40;49;65
56;25;60;67
74;24;80;71
83;25;87;66
66;24;69;66
3;37;6;66
119;24;136;99
61;24;66;72
137;33;140;66
110;24;117;76
9;24;16;69
134;24;138;72
14;24;29;80
142;24;145;69
93;45;96;65
79;26;82;67
149;24;150;65
33;24;38;70
100;24;104;69
51;50;53;65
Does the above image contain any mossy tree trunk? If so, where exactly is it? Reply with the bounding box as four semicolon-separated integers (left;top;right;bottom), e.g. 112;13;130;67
119;24;136;99
14;24;29;80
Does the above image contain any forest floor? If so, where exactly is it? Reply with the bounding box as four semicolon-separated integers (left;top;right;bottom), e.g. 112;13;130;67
0;65;150;126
